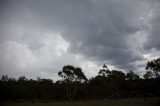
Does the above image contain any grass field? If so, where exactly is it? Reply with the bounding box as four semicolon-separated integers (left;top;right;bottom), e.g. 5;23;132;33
1;97;160;106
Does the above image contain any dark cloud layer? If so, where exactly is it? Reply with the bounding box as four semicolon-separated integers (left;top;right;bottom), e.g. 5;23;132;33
0;0;160;79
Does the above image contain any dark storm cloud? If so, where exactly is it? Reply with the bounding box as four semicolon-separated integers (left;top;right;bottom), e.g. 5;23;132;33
0;0;160;78
144;1;160;51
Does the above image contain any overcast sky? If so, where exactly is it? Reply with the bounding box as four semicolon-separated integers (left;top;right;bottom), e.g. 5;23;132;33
0;0;160;80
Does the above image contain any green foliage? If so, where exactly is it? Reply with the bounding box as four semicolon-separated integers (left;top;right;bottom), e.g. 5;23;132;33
126;71;139;80
109;70;126;80
1;61;160;101
58;65;87;82
98;64;111;77
146;58;160;78
143;71;154;79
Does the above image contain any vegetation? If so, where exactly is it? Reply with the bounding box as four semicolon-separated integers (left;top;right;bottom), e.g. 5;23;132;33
0;58;160;104
2;98;160;106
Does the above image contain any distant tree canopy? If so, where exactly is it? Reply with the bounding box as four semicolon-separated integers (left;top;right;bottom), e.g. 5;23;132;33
143;71;154;79
98;64;125;80
57;65;88;100
0;59;160;102
109;70;126;80
126;71;139;80
145;58;160;78
58;65;87;82
98;64;111;77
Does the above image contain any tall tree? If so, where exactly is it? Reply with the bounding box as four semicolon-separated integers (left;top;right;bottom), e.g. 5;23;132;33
146;58;160;78
58;65;87;82
126;71;139;80
143;71;154;79
98;64;111;77
58;65;87;100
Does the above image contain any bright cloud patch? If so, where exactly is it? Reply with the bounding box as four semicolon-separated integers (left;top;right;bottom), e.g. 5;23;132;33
0;30;101;80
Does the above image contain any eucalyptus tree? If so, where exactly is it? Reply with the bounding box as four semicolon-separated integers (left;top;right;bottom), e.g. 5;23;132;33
146;58;160;78
126;71;139;80
58;65;87;100
98;64;111;77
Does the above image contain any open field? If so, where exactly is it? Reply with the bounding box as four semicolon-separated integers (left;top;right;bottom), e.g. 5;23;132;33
1;97;160;106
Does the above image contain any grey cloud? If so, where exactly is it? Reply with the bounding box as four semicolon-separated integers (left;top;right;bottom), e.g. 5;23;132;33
144;1;160;51
0;0;160;78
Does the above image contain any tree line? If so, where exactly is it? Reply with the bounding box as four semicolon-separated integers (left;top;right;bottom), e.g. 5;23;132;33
0;58;160;102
